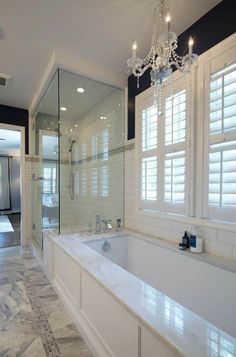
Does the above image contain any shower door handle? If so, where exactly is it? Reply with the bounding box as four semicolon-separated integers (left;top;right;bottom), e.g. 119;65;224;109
32;174;45;182
38;175;45;182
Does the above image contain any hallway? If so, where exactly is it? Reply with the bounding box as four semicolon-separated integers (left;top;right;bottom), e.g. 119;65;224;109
0;214;21;248
0;246;93;356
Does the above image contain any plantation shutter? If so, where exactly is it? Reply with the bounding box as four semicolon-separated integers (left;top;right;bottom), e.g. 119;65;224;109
164;88;188;213
137;71;191;214
205;46;236;222
138;96;158;209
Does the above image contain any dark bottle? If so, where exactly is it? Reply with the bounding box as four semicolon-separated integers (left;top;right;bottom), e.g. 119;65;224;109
182;231;190;248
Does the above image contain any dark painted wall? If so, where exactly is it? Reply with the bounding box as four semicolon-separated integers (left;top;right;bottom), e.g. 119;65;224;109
128;0;236;140
0;104;29;154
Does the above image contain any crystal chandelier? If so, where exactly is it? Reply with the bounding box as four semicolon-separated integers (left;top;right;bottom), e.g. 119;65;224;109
127;0;198;92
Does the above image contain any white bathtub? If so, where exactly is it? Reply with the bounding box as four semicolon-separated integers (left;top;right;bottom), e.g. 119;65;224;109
85;234;236;339
45;230;236;357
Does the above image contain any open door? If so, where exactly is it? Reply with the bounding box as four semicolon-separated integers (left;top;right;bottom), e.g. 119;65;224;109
31;130;59;249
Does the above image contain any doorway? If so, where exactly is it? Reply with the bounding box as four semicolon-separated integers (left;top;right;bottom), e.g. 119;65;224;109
0;124;25;248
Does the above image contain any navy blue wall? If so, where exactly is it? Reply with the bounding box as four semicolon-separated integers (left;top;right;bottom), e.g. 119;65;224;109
0;104;29;154
128;0;236;140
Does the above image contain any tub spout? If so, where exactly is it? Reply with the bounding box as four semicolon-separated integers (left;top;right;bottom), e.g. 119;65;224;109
102;219;112;233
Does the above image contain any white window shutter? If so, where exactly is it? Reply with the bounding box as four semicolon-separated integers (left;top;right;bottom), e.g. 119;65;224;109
206;57;236;222
163;87;189;214
136;72;191;214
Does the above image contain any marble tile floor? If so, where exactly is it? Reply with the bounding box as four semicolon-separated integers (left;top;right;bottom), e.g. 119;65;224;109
0;246;93;357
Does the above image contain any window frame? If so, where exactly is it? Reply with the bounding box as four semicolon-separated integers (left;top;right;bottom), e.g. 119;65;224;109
134;34;236;227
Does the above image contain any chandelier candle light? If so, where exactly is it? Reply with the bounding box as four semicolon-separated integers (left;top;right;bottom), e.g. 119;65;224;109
127;0;198;111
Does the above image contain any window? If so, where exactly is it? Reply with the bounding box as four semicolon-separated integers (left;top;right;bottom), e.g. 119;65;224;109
91;135;98;160
101;128;109;160
74;171;80;195
205;61;236;222
136;35;236;225
43;163;57;194
81;170;87;195
137;73;191;215
100;166;109;197
91;168;98;196
81;143;87;160
207;327;235;357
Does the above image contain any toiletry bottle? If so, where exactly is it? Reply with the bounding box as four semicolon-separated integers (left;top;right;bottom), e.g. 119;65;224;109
190;226;203;253
116;218;122;231
178;242;187;250
182;231;190;248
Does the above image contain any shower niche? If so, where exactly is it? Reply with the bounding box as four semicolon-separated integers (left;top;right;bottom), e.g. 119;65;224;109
31;69;125;247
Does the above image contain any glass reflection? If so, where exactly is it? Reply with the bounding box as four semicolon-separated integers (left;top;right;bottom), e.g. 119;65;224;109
207;327;235;357
164;296;184;337
59;69;124;232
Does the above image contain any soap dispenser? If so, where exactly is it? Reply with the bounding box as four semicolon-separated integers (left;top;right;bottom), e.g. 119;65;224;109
182;231;190;248
190;226;203;253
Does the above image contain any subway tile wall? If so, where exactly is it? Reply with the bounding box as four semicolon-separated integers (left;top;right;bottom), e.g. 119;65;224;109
124;147;236;261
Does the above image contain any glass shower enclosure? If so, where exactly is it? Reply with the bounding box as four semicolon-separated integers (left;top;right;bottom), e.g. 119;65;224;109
31;69;125;249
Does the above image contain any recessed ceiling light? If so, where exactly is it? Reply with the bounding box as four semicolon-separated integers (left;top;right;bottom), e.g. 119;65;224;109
100;116;107;120
77;87;85;93
75;124;78;128
60;106;67;111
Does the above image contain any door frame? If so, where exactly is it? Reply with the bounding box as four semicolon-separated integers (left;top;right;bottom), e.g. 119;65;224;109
0;123;25;246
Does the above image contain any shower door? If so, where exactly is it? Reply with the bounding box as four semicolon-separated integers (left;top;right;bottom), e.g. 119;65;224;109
31;158;44;248
31;70;60;249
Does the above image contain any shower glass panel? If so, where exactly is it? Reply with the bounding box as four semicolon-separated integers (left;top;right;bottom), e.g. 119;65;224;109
31;68;124;247
59;69;125;233
31;71;60;248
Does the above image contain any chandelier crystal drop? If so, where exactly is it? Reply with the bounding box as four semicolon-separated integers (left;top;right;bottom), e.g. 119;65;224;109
127;0;198;95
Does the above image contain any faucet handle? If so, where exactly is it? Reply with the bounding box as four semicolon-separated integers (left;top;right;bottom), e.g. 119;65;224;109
107;220;112;229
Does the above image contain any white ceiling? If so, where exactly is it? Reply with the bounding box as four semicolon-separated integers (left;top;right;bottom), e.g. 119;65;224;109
0;0;222;110
0;128;21;155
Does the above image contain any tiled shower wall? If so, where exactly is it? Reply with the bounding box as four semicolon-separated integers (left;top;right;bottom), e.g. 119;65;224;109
60;89;124;232
125;146;236;261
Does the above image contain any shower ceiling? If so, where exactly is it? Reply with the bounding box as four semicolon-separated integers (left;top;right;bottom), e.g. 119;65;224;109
35;71;116;122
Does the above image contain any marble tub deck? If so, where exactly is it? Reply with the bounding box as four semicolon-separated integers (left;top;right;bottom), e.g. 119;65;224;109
0;246;93;357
